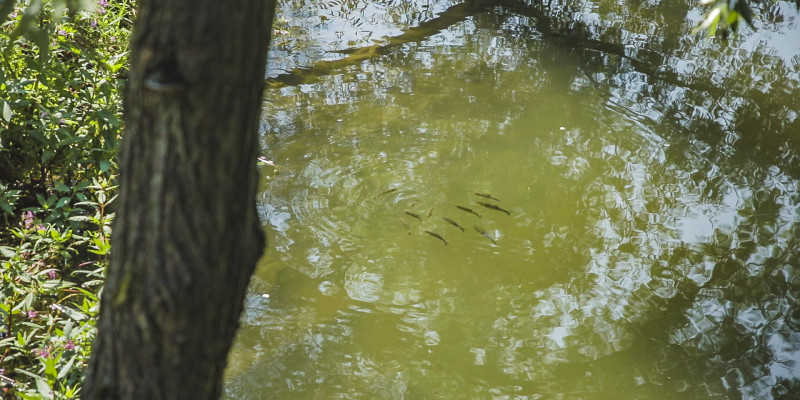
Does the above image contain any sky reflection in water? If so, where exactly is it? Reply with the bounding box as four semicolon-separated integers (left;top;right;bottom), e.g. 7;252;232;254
224;1;800;398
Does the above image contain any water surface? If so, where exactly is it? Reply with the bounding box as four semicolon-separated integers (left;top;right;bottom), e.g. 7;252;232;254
224;0;800;398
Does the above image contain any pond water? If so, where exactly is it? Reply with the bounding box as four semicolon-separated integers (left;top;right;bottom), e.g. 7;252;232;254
224;0;800;398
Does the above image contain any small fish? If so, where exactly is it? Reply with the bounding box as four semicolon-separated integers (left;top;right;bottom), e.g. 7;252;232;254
424;230;448;245
455;204;481;218
376;187;398;198
474;225;497;245
474;192;500;201
442;217;465;232
427;208;434;218
399;218;411;234
477;201;511;215
257;157;293;171
404;211;423;222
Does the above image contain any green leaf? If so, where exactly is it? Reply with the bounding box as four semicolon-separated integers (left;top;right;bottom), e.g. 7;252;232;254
734;0;755;29
28;129;49;144
43;356;58;380
73;287;99;301
21;292;35;309
53;181;71;193
42;148;54;163
0;246;15;257
2;101;11;122
58;354;78;379
96;109;121;127
99;159;111;172
56;196;70;209
14;368;44;382
694;6;722;36
62;319;74;337
0;0;15;26
56;135;87;147
49;229;62;241
36;376;54;399
0;202;12;214
54;304;87;321
89;236;110;255
105;51;129;73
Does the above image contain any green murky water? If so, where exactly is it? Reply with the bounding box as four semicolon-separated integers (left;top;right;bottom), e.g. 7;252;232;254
224;0;800;398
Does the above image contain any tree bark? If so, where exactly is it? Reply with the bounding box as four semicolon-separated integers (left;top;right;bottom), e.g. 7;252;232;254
83;0;276;398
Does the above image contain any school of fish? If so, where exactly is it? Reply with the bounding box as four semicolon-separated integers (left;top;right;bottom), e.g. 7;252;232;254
376;188;511;246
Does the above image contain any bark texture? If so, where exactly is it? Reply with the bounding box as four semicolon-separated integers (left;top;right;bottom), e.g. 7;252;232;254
83;1;276;398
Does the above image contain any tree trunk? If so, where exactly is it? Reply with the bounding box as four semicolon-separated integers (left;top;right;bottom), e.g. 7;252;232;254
83;0;276;398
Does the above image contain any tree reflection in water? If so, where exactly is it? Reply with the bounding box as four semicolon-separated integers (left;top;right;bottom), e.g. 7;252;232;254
225;0;800;398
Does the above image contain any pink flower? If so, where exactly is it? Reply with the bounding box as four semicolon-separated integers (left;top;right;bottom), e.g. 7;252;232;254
27;310;38;319
47;269;57;279
64;340;75;350
97;0;109;14
23;211;34;229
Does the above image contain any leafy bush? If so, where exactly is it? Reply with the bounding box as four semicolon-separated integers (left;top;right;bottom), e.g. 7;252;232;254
1;0;133;398
0;178;113;399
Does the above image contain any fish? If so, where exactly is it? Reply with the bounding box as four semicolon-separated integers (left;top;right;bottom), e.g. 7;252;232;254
442;217;465;232
376;187;398;198
474;225;497;245
477;201;511;215
474;192;500;201
424;230;448;245
455;204;481;218
399;218;411;234
404;211;423;222
427;208;434;218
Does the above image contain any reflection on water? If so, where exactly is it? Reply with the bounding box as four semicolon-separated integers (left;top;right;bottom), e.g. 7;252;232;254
225;0;800;398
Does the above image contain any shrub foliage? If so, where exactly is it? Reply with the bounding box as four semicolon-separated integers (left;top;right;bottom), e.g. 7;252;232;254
0;1;133;398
